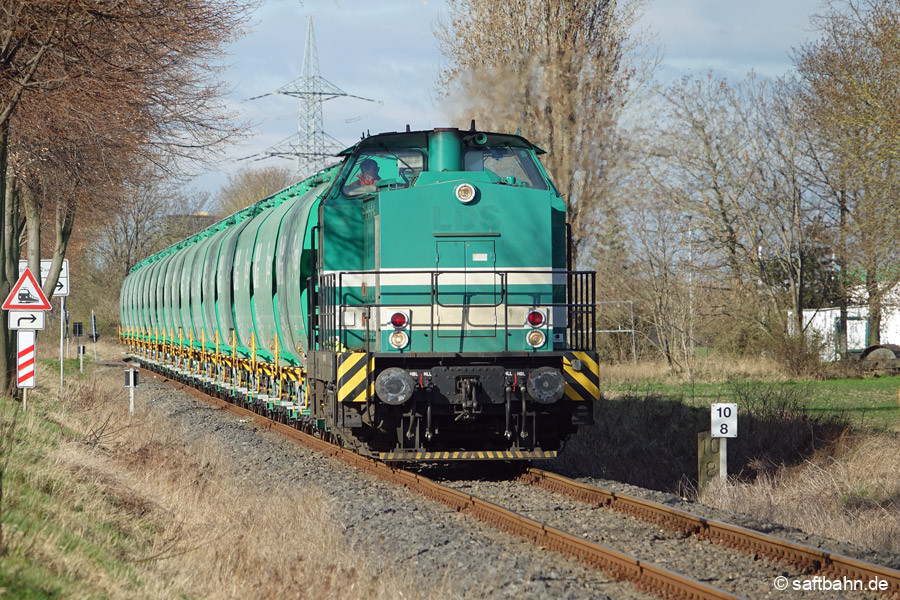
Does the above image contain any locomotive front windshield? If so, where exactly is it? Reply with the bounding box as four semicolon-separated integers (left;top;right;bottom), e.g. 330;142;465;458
342;148;425;197
464;147;548;190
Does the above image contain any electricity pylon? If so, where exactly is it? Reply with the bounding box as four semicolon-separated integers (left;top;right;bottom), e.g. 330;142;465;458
254;17;379;175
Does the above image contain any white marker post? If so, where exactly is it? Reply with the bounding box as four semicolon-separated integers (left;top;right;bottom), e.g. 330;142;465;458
125;368;138;415
710;403;737;482
60;297;65;386
90;310;98;362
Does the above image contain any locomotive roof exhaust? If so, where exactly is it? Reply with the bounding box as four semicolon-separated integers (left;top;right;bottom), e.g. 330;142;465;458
428;128;463;172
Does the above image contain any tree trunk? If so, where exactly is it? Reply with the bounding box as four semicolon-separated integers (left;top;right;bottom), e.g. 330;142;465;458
794;193;804;335
40;198;75;301
838;190;848;358
0;143;16;393
0;122;8;392
22;186;40;282
866;268;881;347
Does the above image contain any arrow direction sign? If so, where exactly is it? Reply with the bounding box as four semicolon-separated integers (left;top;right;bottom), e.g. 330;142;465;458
8;310;45;330
3;269;52;311
18;259;68;297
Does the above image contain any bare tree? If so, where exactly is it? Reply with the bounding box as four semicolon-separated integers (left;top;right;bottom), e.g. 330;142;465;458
0;0;252;390
617;73;831;372
215;165;296;217
435;0;655;266
795;0;900;347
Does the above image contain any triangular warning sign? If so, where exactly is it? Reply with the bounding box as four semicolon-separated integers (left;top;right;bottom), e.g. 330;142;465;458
3;268;52;311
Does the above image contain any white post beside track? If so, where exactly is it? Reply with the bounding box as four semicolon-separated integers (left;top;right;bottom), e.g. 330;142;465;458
710;403;737;484
60;296;65;387
719;438;727;482
125;368;138;416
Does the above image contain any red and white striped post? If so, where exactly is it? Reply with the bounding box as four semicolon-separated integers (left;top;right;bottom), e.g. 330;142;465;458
17;330;36;411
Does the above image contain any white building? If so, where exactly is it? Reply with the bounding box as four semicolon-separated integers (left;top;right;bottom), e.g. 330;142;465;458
799;292;900;361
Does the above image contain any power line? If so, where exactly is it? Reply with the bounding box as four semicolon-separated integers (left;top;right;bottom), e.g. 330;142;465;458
248;16;380;175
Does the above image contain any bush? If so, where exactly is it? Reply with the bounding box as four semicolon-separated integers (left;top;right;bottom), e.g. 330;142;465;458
765;331;826;378
548;379;847;493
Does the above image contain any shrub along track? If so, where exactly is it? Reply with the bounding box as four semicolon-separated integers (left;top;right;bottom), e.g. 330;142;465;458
135;361;900;599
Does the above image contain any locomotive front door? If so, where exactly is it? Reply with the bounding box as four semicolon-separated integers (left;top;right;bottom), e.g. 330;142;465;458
435;240;498;338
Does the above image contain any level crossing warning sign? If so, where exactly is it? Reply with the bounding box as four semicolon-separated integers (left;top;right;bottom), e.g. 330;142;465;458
2;268;52;311
17;330;35;388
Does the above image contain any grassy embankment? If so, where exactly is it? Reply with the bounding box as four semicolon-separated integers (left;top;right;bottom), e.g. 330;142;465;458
554;358;900;555
0;338;421;599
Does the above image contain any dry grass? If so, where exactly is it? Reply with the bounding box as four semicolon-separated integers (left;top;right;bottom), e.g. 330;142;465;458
598;355;787;385
701;432;900;553
0;337;425;598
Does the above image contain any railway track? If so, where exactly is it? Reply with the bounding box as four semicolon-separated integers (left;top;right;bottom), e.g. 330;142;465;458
519;469;900;597
135;361;900;600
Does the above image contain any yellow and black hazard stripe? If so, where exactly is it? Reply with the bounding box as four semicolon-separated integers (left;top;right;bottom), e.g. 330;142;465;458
257;363;276;377
563;351;600;402
379;449;558;461
337;352;374;403
282;368;303;382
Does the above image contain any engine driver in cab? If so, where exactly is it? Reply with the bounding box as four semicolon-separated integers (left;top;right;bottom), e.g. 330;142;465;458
343;158;380;196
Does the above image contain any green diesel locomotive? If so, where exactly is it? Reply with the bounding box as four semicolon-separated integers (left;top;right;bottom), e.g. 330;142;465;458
120;126;599;461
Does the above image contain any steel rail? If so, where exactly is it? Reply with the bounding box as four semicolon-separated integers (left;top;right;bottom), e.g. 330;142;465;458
521;468;900;598
141;366;739;600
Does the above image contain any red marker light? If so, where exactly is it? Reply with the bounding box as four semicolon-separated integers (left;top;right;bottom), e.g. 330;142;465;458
527;310;544;327
391;312;408;328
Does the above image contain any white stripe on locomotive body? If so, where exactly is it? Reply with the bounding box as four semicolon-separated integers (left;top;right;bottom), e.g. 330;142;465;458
323;268;567;289
338;306;558;332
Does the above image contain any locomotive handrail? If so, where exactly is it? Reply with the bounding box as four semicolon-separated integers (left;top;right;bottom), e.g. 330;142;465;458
315;268;595;352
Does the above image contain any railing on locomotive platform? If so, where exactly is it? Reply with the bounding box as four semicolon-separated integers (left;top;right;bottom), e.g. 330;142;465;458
312;269;596;353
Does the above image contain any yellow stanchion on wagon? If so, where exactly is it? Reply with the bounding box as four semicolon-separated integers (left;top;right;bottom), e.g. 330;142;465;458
214;330;220;380
231;329;238;388
188;329;194;374
200;329;206;376
251;331;258;393
274;332;282;401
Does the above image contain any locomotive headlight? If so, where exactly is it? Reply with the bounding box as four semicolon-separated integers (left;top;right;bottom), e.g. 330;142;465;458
455;183;476;203
389;330;409;349
526;329;546;348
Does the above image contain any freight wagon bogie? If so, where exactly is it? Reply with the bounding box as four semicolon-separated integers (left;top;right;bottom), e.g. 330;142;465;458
121;126;600;461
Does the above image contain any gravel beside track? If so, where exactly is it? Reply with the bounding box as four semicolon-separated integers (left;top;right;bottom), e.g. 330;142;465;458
439;477;891;599
127;365;899;599
555;475;900;572
129;368;656;600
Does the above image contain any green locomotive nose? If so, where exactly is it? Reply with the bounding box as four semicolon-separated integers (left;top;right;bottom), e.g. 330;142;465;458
323;127;567;355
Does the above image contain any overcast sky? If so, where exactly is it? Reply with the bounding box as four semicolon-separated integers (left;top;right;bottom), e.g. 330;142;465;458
189;0;825;199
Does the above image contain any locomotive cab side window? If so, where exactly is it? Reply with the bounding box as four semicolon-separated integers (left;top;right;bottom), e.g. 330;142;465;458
464;147;548;190
342;149;425;197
